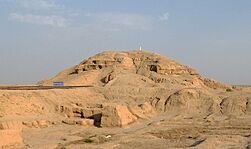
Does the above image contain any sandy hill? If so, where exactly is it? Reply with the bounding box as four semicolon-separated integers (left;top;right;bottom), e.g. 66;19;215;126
1;50;251;148
37;50;250;118
39;50;225;89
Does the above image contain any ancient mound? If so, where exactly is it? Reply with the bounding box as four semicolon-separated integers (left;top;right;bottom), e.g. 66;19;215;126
39;50;225;89
1;50;251;148
36;50;250;122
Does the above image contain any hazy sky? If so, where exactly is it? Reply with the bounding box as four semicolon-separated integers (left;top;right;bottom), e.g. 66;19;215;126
0;0;251;85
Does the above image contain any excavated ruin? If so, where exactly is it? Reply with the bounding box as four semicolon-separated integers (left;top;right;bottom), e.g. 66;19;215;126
18;50;248;129
1;50;251;148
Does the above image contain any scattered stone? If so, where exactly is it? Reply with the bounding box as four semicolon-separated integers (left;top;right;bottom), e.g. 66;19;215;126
37;120;50;128
62;119;77;125
105;135;112;139
76;119;94;127
22;120;50;128
32;121;39;128
101;104;137;127
62;118;94;127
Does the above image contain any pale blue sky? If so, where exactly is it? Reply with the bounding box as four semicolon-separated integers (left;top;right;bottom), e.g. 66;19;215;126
0;0;251;84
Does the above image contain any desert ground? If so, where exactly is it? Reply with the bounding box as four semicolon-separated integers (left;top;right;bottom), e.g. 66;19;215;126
0;50;250;149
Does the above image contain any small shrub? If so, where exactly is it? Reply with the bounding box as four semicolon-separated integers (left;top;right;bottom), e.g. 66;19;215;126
83;138;94;143
226;88;233;92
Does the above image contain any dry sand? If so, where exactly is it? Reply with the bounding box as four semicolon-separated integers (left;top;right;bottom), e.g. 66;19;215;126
0;50;250;149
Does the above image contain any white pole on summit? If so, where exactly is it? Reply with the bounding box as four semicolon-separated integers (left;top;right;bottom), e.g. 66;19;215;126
139;46;142;51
